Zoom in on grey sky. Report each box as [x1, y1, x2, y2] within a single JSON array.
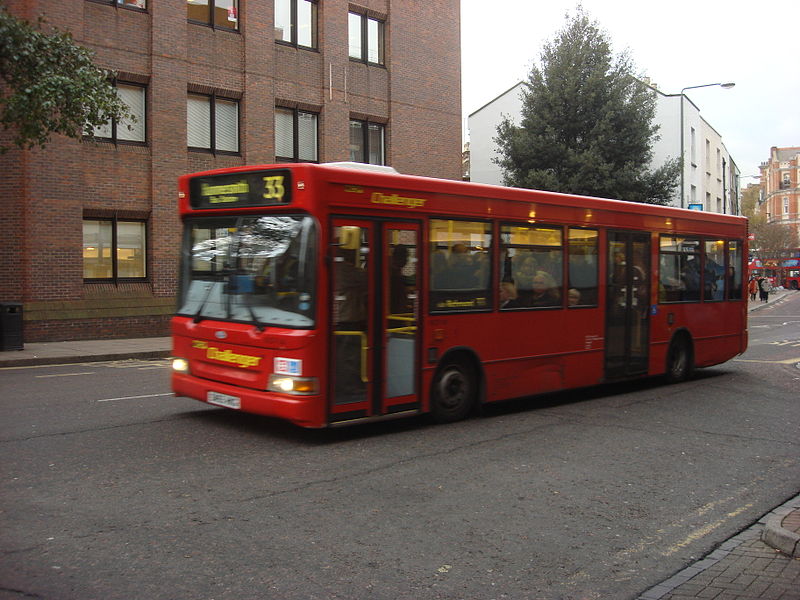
[[461, 0, 800, 178]]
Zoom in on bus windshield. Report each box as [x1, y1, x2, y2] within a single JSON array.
[[177, 215, 316, 328]]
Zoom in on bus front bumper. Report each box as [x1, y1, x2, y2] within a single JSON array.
[[171, 372, 326, 428]]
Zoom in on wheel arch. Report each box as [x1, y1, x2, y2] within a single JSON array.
[[664, 328, 695, 380], [430, 346, 486, 406]]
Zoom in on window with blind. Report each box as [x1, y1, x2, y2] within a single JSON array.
[[187, 93, 239, 153], [275, 107, 318, 162], [93, 83, 146, 144]]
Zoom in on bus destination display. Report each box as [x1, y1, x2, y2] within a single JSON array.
[[189, 170, 292, 209]]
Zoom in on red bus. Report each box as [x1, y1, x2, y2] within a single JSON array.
[[748, 256, 800, 289], [171, 163, 748, 428]]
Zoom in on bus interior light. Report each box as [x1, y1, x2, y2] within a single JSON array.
[[268, 374, 318, 395]]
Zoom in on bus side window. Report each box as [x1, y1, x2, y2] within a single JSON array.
[[727, 240, 743, 299], [500, 223, 563, 308], [568, 228, 598, 307], [659, 236, 701, 303], [429, 219, 493, 312]]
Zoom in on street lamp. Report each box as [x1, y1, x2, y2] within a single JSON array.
[[679, 82, 736, 209]]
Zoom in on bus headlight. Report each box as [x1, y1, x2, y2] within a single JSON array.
[[172, 358, 190, 373], [268, 374, 318, 395]]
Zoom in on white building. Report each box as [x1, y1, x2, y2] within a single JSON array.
[[467, 80, 741, 214], [467, 82, 525, 186]]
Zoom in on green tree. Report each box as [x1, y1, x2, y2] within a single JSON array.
[[494, 8, 679, 204], [0, 6, 131, 153]]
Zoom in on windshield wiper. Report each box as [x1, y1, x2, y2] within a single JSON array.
[[242, 294, 266, 332], [192, 271, 228, 324]]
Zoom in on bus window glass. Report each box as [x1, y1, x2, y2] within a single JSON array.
[[568, 228, 598, 307], [500, 224, 563, 308], [659, 236, 701, 302], [727, 240, 743, 299], [177, 215, 316, 328], [704, 240, 726, 301], [429, 219, 492, 312]]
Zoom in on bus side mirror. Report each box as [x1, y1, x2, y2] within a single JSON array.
[[339, 226, 362, 250]]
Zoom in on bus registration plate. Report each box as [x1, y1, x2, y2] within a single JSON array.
[[207, 391, 241, 409]]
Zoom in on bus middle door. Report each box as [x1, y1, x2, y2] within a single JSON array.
[[605, 231, 651, 380]]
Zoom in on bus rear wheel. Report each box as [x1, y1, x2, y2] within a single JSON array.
[[431, 360, 476, 423], [665, 337, 693, 383]]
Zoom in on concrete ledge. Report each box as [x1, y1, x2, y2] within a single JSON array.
[[762, 512, 800, 557]]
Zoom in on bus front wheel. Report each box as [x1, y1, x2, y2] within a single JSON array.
[[431, 360, 476, 423], [665, 336, 693, 383]]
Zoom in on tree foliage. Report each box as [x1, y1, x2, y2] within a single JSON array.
[[751, 221, 799, 260], [494, 8, 679, 204], [0, 7, 130, 153]]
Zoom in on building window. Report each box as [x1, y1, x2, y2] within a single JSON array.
[[275, 0, 317, 48], [349, 119, 385, 165], [90, 0, 147, 9], [93, 83, 146, 144], [784, 197, 790, 215], [187, 0, 239, 30], [187, 93, 239, 153], [275, 107, 318, 162], [348, 12, 384, 65], [83, 219, 147, 280]]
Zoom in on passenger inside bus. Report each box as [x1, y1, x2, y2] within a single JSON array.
[[529, 271, 560, 307], [568, 288, 581, 306], [499, 279, 521, 309], [334, 247, 367, 399], [390, 245, 412, 314]]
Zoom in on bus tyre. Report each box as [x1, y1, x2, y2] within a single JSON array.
[[665, 337, 693, 383], [431, 361, 476, 423]]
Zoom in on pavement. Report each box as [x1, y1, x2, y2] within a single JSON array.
[[1, 290, 798, 598]]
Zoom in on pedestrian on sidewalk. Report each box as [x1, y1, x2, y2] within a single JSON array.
[[748, 277, 759, 302], [760, 277, 772, 302]]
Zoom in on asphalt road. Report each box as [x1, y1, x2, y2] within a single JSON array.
[[1, 294, 799, 600]]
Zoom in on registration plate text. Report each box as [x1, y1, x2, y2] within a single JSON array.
[[207, 391, 241, 409]]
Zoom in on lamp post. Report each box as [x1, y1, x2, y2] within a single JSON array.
[[679, 82, 735, 209]]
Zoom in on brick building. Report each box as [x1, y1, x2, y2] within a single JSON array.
[[1, 0, 462, 342], [758, 146, 800, 237]]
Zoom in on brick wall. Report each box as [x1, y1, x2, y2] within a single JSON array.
[[1, 0, 462, 342]]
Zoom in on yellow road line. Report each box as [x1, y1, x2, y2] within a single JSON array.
[[35, 372, 95, 378], [662, 504, 753, 557], [734, 357, 800, 364]]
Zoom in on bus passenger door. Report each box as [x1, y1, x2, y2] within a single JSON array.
[[331, 221, 373, 412], [382, 224, 420, 414], [605, 232, 651, 379], [329, 220, 420, 422]]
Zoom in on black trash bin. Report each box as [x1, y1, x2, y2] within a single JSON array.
[[0, 302, 23, 351]]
